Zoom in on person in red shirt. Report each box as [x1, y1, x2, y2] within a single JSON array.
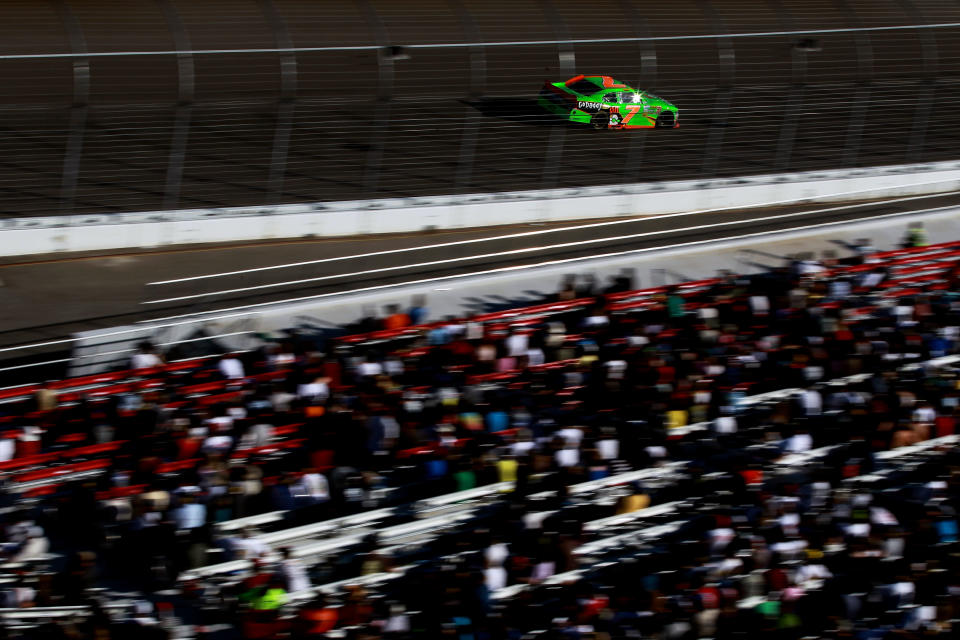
[[383, 304, 411, 330]]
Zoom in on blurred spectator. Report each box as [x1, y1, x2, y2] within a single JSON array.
[[383, 304, 411, 330], [3, 237, 960, 638], [218, 353, 246, 379], [131, 341, 164, 370]]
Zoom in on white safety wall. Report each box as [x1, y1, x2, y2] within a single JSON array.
[[6, 160, 960, 257]]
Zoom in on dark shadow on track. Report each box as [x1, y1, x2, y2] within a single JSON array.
[[461, 97, 570, 127]]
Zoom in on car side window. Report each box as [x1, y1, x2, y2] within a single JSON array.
[[602, 93, 618, 103]]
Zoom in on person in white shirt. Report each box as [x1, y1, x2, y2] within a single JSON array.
[[714, 416, 737, 434], [525, 347, 546, 367], [131, 342, 164, 370], [280, 547, 311, 593], [230, 529, 270, 560], [218, 354, 245, 380], [172, 491, 207, 530], [294, 470, 330, 504], [604, 359, 628, 380], [582, 312, 610, 328], [801, 388, 822, 416], [505, 331, 529, 358], [555, 445, 580, 468], [0, 434, 15, 463], [512, 439, 536, 457], [596, 430, 620, 460], [239, 422, 273, 450], [784, 430, 813, 453], [357, 359, 383, 378], [749, 295, 770, 317], [297, 376, 330, 403], [202, 423, 234, 454], [12, 526, 49, 562], [557, 426, 583, 446], [912, 402, 936, 424]]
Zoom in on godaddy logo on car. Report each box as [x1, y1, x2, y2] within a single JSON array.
[[577, 101, 604, 110]]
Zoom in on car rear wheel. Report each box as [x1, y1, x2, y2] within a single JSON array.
[[656, 111, 676, 128], [590, 112, 610, 130]]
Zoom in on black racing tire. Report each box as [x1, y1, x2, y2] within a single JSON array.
[[590, 111, 610, 130], [656, 111, 676, 128]]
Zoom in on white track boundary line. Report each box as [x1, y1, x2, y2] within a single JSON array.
[[2, 23, 960, 60], [148, 176, 960, 285], [142, 191, 960, 305]]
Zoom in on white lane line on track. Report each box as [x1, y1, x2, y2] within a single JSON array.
[[134, 201, 958, 325], [3, 23, 960, 60], [147, 177, 960, 286], [3, 200, 955, 356], [141, 191, 960, 305]]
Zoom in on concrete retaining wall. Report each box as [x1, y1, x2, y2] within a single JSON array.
[[5, 161, 960, 257]]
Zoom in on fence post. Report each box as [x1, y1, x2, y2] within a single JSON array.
[[770, 0, 806, 172], [837, 0, 873, 168], [899, 0, 938, 164], [53, 0, 89, 215], [697, 0, 735, 179], [156, 0, 194, 211], [259, 0, 298, 202], [357, 0, 393, 197], [539, 0, 574, 191], [449, 0, 486, 193], [617, 0, 656, 185]]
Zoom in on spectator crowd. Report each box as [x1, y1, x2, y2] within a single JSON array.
[[0, 237, 960, 638]]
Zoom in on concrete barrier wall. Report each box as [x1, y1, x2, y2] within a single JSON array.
[[5, 161, 960, 257]]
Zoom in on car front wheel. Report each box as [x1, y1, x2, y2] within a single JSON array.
[[656, 111, 676, 128], [590, 112, 610, 130]]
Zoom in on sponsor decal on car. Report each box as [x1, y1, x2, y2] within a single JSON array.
[[577, 101, 604, 111]]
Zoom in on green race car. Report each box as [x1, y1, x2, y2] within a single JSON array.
[[538, 74, 679, 129]]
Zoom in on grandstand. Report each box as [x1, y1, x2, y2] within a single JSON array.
[[1, 238, 960, 638]]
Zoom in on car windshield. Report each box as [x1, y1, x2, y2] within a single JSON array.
[[566, 78, 603, 96]]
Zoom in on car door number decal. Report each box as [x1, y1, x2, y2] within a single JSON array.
[[623, 105, 642, 125]]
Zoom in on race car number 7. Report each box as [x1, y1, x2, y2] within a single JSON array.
[[622, 105, 642, 125]]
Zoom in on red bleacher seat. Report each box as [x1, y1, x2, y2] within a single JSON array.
[[96, 483, 149, 500], [55, 433, 86, 445], [24, 484, 59, 498], [273, 423, 304, 437], [71, 441, 127, 457], [231, 439, 306, 460], [0, 385, 40, 401], [0, 452, 59, 473], [196, 391, 244, 406], [181, 380, 230, 396], [156, 459, 202, 474], [48, 371, 126, 390], [13, 457, 111, 484]]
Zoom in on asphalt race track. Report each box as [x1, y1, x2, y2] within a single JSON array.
[[2, 191, 959, 352], [1, 0, 960, 217]]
